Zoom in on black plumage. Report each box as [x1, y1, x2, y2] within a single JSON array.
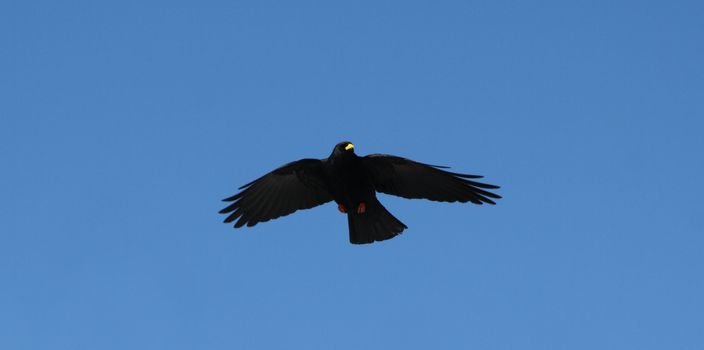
[[220, 141, 501, 244]]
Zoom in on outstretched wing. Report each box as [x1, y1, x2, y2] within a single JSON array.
[[220, 159, 333, 228], [363, 154, 501, 204]]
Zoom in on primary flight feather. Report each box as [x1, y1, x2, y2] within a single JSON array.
[[220, 141, 501, 244]]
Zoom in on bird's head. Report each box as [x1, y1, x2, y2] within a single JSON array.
[[332, 141, 356, 157]]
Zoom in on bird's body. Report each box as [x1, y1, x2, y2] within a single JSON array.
[[320, 145, 407, 243], [323, 148, 370, 210], [325, 145, 381, 212], [220, 141, 500, 244]]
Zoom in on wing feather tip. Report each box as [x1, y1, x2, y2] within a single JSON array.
[[222, 192, 245, 201], [234, 218, 247, 228]]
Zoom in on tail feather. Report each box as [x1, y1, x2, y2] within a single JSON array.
[[347, 199, 407, 244]]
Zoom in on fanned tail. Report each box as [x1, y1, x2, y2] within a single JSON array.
[[347, 198, 407, 244]]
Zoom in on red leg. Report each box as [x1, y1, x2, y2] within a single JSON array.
[[337, 203, 347, 214], [356, 202, 366, 214]]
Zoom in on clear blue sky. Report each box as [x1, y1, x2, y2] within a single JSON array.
[[2, 0, 703, 349]]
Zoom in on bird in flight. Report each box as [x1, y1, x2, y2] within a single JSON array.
[[220, 141, 501, 244]]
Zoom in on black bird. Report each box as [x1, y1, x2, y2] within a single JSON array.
[[220, 141, 501, 244]]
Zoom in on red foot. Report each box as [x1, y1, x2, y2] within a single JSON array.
[[337, 204, 347, 213], [356, 202, 366, 214]]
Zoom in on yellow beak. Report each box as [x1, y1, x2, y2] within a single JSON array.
[[345, 143, 355, 151]]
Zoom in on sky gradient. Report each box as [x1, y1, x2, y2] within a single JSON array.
[[2, 0, 703, 349]]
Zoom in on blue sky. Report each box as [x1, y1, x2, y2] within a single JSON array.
[[2, 0, 703, 349]]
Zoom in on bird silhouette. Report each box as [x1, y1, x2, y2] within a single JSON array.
[[220, 141, 500, 244]]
